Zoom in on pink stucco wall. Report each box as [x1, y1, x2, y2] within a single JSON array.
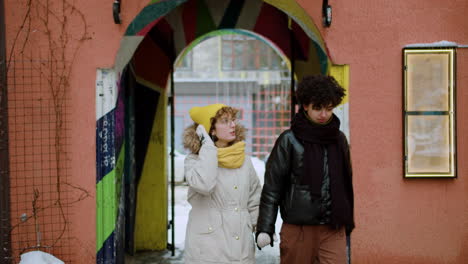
[[5, 0, 148, 262], [298, 0, 468, 263], [5, 0, 468, 263]]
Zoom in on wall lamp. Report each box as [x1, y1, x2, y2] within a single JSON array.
[[113, 0, 121, 24], [322, 0, 332, 27]]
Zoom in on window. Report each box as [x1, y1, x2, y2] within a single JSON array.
[[403, 48, 456, 177], [175, 51, 192, 71], [221, 34, 282, 71]]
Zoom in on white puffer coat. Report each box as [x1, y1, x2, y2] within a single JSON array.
[[183, 125, 262, 264]]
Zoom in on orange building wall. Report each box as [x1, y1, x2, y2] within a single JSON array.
[[4, 0, 468, 263], [298, 0, 468, 263]]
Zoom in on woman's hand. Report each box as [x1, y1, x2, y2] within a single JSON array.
[[196, 124, 214, 146], [256, 232, 278, 250]]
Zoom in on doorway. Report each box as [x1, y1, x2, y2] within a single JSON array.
[[96, 1, 335, 263]]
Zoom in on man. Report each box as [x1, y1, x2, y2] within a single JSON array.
[[256, 75, 354, 263]]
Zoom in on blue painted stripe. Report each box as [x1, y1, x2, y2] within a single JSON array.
[[97, 231, 115, 264], [97, 109, 116, 183], [313, 41, 328, 74], [124, 0, 187, 36]]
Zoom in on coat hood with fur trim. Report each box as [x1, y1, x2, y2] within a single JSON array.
[[183, 123, 247, 154]]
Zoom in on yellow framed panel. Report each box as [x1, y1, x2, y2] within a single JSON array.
[[403, 48, 456, 178]]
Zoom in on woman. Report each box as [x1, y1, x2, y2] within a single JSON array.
[[183, 103, 262, 264]]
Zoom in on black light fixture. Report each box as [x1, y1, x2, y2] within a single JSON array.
[[322, 0, 332, 27], [113, 0, 121, 24]]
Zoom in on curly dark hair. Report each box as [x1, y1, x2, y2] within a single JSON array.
[[295, 75, 346, 108]]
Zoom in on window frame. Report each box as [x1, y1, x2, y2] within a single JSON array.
[[403, 47, 457, 178], [220, 34, 282, 71]]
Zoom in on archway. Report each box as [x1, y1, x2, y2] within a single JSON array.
[[95, 0, 338, 263]]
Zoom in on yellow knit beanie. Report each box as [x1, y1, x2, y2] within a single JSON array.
[[189, 103, 227, 134]]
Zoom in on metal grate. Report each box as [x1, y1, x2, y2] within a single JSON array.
[[251, 84, 291, 160], [0, 15, 11, 263], [6, 52, 74, 263], [174, 81, 292, 161]]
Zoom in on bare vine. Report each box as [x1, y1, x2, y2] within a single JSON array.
[[7, 0, 92, 256]]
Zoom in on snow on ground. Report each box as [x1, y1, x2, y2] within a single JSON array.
[[168, 184, 191, 249]]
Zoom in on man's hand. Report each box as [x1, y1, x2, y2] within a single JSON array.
[[196, 124, 214, 146], [256, 232, 278, 250]]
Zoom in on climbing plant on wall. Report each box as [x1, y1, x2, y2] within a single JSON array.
[[5, 0, 91, 262]]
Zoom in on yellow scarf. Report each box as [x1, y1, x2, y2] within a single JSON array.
[[217, 141, 246, 169]]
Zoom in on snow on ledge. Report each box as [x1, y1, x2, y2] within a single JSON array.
[[405, 40, 458, 48]]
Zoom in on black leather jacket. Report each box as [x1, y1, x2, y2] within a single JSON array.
[[256, 129, 354, 235]]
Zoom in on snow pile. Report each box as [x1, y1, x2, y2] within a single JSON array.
[[168, 148, 187, 183], [251, 156, 266, 185], [19, 251, 64, 264]]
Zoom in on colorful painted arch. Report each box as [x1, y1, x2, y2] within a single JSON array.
[[120, 0, 330, 76]]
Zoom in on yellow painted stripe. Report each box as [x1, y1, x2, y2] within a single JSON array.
[[134, 74, 166, 94], [330, 64, 350, 105], [134, 91, 168, 251]]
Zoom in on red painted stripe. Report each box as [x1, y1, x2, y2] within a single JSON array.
[[253, 3, 291, 59], [137, 17, 163, 36], [182, 0, 197, 44], [293, 21, 309, 61], [133, 37, 171, 89]]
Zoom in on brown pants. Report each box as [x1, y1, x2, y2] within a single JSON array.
[[280, 223, 346, 264]]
